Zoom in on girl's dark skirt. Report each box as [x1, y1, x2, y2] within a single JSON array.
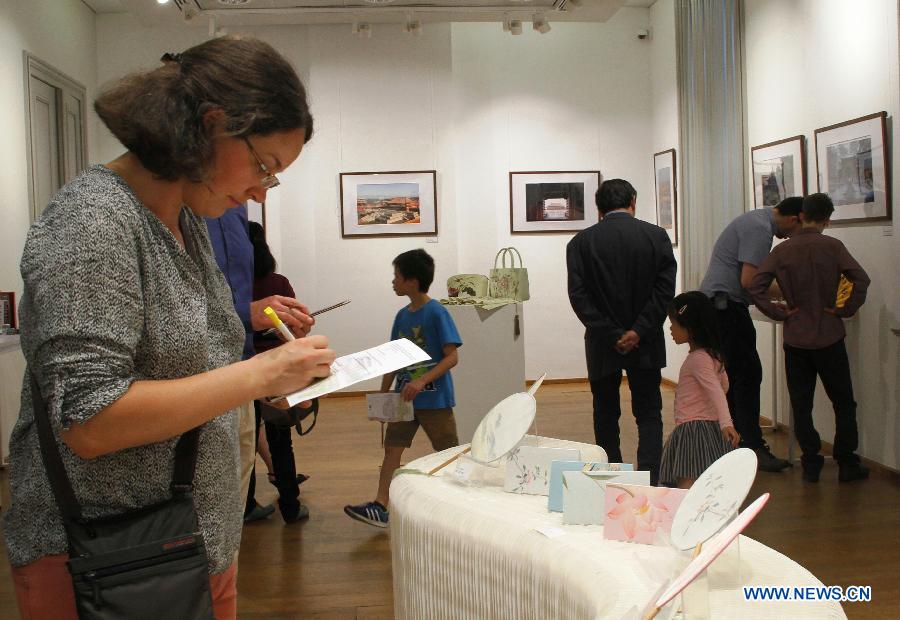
[[659, 420, 733, 486]]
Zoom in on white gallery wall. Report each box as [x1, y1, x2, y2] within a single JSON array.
[[649, 0, 687, 384], [95, 8, 658, 388], [745, 0, 900, 469], [0, 0, 97, 311]]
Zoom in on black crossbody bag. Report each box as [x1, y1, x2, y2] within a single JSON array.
[[31, 373, 215, 619]]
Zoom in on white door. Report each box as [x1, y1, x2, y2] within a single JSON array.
[[61, 91, 85, 184], [28, 75, 61, 220]]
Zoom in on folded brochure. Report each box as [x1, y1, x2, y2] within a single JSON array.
[[278, 338, 430, 406]]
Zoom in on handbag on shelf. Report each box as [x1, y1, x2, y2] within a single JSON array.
[[259, 398, 319, 436], [31, 373, 214, 620], [489, 247, 530, 302], [446, 274, 489, 299]]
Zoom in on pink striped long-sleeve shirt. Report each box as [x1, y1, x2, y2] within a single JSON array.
[[674, 349, 732, 429]]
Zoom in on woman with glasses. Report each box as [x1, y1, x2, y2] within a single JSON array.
[[4, 36, 334, 619]]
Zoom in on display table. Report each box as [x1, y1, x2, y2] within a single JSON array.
[[390, 437, 845, 619]]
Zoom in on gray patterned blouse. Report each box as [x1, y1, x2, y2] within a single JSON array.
[[3, 165, 245, 574]]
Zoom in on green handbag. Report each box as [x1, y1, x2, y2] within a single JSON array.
[[489, 247, 530, 301]]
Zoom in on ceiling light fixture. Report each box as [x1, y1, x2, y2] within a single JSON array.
[[502, 17, 523, 36], [157, 0, 170, 5], [533, 14, 551, 35], [352, 21, 372, 38], [403, 17, 422, 36]]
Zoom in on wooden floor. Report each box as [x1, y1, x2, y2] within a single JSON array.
[[1, 382, 898, 619]]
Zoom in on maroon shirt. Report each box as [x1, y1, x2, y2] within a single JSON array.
[[748, 228, 869, 349], [253, 272, 296, 353]]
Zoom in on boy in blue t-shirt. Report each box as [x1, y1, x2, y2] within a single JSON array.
[[345, 249, 462, 528]]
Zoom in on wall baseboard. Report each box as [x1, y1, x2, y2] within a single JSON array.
[[760, 416, 898, 479], [524, 377, 679, 389]]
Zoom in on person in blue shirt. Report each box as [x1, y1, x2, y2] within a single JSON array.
[[206, 206, 314, 523], [344, 249, 462, 528]]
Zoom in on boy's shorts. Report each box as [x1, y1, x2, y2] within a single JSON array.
[[384, 407, 459, 451]]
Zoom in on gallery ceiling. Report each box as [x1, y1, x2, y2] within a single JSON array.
[[82, 0, 655, 27]]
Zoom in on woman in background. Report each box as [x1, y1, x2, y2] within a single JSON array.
[[248, 221, 310, 523]]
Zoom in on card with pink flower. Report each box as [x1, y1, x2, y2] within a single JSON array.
[[603, 484, 689, 546]]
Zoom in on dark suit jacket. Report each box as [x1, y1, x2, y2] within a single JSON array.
[[566, 211, 676, 378]]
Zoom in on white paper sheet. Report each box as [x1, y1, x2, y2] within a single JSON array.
[[366, 392, 415, 422], [282, 338, 430, 406]]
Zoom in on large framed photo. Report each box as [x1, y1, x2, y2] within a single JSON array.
[[815, 112, 891, 224], [340, 170, 437, 238], [751, 135, 807, 210], [653, 149, 678, 246], [509, 171, 601, 234]]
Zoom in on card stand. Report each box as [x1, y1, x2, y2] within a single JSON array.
[[677, 568, 710, 619], [673, 534, 742, 619], [707, 533, 742, 589], [445, 453, 505, 487]]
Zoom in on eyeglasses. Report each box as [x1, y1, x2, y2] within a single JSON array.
[[243, 137, 280, 190]]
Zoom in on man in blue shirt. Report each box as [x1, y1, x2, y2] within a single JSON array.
[[206, 206, 313, 522], [699, 198, 802, 472]]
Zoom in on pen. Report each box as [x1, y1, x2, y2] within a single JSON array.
[[310, 299, 351, 317], [264, 306, 295, 342]]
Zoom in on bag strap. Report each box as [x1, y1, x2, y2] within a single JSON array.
[[31, 371, 83, 522], [30, 371, 201, 524], [294, 399, 319, 437], [506, 247, 524, 268], [493, 247, 510, 269]]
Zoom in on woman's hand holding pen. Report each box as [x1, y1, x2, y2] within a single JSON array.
[[253, 335, 335, 398], [251, 295, 314, 337]]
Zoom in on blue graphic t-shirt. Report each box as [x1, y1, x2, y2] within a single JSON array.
[[391, 299, 462, 409]]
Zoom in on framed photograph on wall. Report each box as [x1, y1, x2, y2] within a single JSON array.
[[340, 170, 437, 238], [653, 149, 678, 246], [814, 112, 890, 224], [751, 135, 807, 210], [509, 171, 601, 234]]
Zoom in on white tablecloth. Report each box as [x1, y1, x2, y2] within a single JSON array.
[[390, 437, 845, 619]]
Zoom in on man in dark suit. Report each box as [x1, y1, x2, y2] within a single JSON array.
[[567, 179, 676, 484]]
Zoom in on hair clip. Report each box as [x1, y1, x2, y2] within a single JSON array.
[[160, 52, 183, 64], [678, 304, 688, 315]]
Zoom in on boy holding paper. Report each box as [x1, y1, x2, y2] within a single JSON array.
[[345, 249, 462, 527]]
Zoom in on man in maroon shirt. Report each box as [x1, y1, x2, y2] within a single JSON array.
[[748, 193, 870, 483]]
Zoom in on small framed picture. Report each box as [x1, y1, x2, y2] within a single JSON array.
[[751, 135, 807, 210], [814, 112, 891, 224], [340, 170, 437, 238], [509, 171, 601, 234], [0, 291, 15, 329], [653, 149, 678, 246]]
